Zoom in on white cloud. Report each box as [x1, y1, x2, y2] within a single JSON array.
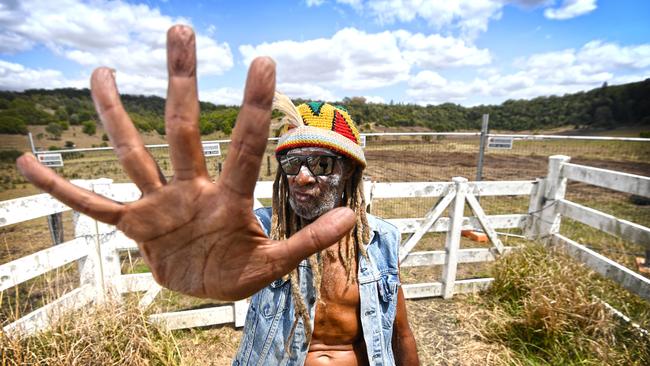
[[240, 28, 409, 91], [577, 41, 650, 70], [363, 95, 386, 104], [112, 71, 168, 97], [544, 0, 597, 20], [0, 0, 233, 91], [200, 87, 243, 106], [305, 0, 326, 6], [366, 0, 503, 39], [407, 39, 650, 105], [0, 60, 84, 91], [407, 71, 488, 104], [518, 41, 650, 85], [336, 0, 364, 10], [394, 30, 491, 68], [277, 82, 339, 101], [240, 27, 490, 93], [0, 32, 34, 54], [305, 0, 596, 39]]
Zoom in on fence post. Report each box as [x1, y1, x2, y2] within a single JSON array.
[[92, 180, 122, 301], [27, 132, 36, 154], [442, 177, 467, 299], [475, 114, 489, 182], [74, 178, 120, 303], [524, 178, 545, 239], [234, 299, 249, 328], [363, 178, 374, 213], [47, 212, 64, 245], [537, 155, 571, 242]]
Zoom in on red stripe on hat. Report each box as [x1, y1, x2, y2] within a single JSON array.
[[332, 110, 357, 143]]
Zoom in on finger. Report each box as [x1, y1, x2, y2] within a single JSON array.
[[16, 154, 124, 225], [273, 207, 356, 276], [165, 25, 207, 181], [91, 67, 166, 194], [220, 57, 275, 197]]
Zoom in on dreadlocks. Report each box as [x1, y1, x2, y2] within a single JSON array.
[[269, 162, 370, 351]]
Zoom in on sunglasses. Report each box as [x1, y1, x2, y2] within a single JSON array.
[[278, 154, 344, 176]]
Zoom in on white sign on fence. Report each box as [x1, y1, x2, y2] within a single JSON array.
[[202, 143, 221, 157], [488, 137, 513, 149], [360, 135, 366, 148], [37, 153, 64, 167]]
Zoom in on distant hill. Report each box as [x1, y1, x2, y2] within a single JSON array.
[[337, 79, 650, 132], [1, 79, 648, 139]]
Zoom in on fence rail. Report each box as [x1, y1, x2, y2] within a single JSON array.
[[1, 175, 533, 335], [527, 155, 650, 301]]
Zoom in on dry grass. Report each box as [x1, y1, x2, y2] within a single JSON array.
[[461, 242, 650, 365], [1, 300, 182, 366]]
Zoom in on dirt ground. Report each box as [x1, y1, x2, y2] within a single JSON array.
[[365, 148, 650, 183]]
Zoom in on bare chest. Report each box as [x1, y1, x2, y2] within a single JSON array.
[[311, 246, 363, 345]]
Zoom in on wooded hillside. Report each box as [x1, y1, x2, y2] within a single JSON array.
[[1, 78, 648, 137]]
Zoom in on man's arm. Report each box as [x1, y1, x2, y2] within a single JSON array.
[[16, 25, 355, 301], [392, 287, 420, 365]]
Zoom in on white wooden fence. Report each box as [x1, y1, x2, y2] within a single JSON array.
[[526, 155, 650, 300], [1, 155, 649, 336]]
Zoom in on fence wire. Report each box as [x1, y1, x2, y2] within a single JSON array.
[[2, 132, 648, 220]]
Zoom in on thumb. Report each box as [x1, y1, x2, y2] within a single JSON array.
[[283, 206, 356, 263]]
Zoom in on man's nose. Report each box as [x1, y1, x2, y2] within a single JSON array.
[[295, 165, 316, 185]]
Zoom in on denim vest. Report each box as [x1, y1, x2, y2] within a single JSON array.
[[232, 207, 401, 366]]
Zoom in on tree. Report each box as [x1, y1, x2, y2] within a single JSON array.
[[46, 122, 62, 139], [593, 105, 614, 128], [199, 118, 216, 135], [0, 116, 28, 134], [82, 120, 96, 135]]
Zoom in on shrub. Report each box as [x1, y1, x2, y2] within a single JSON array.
[[82, 120, 96, 135], [0, 149, 23, 162], [46, 122, 62, 139], [0, 115, 28, 134], [199, 119, 216, 135], [64, 141, 75, 148], [640, 131, 650, 138], [102, 133, 109, 141]]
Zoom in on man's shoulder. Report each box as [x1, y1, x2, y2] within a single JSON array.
[[254, 207, 273, 235], [366, 213, 399, 237]]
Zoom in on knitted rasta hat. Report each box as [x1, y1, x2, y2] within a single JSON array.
[[273, 92, 366, 168]]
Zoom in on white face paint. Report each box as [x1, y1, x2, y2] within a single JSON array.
[[284, 147, 351, 221]]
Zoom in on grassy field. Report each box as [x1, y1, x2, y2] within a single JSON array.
[[1, 133, 649, 365]]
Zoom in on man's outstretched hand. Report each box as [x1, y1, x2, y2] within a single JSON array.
[[16, 25, 356, 301]]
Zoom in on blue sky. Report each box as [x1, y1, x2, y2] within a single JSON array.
[[0, 0, 648, 106]]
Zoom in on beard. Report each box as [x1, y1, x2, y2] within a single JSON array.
[[288, 174, 343, 221]]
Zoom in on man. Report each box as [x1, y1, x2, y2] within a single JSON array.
[[233, 98, 419, 365], [15, 25, 418, 365]]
